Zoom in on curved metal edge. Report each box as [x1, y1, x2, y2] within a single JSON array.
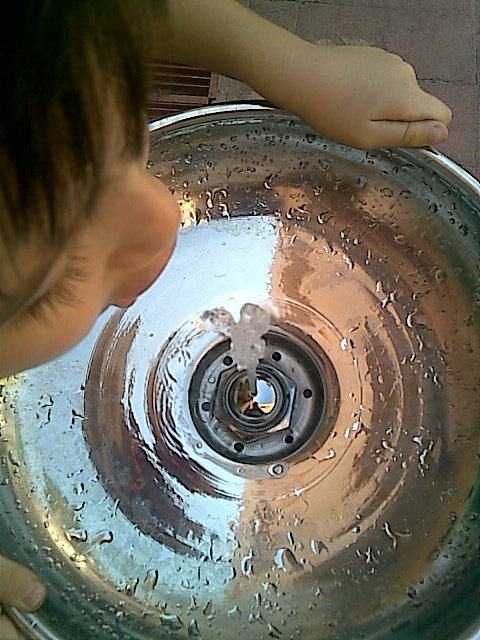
[[458, 622, 480, 640], [416, 145, 480, 198], [148, 101, 272, 132], [4, 606, 51, 640], [149, 102, 480, 199]]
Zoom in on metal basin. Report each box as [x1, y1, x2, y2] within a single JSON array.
[[1, 105, 479, 639]]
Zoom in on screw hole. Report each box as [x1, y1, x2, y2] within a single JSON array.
[[303, 389, 313, 399], [272, 351, 282, 361], [234, 442, 244, 452], [284, 435, 294, 444], [201, 401, 211, 411], [223, 355, 233, 366]]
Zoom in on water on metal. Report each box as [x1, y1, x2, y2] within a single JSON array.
[[0, 106, 479, 640]]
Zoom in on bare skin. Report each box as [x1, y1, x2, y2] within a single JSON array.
[[0, 556, 46, 639], [153, 0, 452, 149], [0, 1, 452, 635], [0, 158, 180, 377]]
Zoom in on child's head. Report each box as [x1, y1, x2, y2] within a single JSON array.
[[0, 1, 180, 376]]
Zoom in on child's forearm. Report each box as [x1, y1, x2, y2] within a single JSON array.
[[153, 0, 314, 104], [153, 0, 452, 149]]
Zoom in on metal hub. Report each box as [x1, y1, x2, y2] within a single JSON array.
[[224, 366, 290, 430], [189, 325, 340, 464]]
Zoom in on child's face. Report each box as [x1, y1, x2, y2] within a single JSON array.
[[0, 154, 180, 377]]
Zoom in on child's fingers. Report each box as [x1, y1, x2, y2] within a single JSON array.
[[0, 555, 45, 611], [393, 90, 453, 128], [368, 119, 449, 149]]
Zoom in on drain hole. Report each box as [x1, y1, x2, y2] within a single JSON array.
[[189, 327, 338, 464]]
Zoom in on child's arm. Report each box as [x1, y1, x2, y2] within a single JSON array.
[[153, 0, 451, 149]]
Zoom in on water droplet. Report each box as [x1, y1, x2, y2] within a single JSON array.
[[124, 578, 139, 596], [143, 569, 159, 592], [363, 546, 379, 565], [273, 548, 303, 573], [263, 174, 273, 190], [205, 189, 214, 209], [219, 202, 230, 218], [382, 522, 411, 549], [310, 539, 329, 555], [241, 549, 254, 578], [356, 175, 368, 189], [228, 605, 242, 617], [70, 500, 85, 512], [160, 613, 183, 630], [91, 529, 113, 545], [70, 552, 87, 563], [268, 622, 282, 638], [65, 528, 88, 542], [406, 311, 415, 328], [202, 600, 213, 616], [188, 618, 201, 637], [7, 451, 20, 466]]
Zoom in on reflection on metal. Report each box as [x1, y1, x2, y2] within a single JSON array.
[[1, 105, 480, 640], [233, 376, 277, 416]]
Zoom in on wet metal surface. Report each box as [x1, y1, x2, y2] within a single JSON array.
[[1, 106, 479, 639]]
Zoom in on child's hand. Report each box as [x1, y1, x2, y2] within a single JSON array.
[[0, 554, 45, 639], [156, 0, 452, 150], [284, 43, 452, 150]]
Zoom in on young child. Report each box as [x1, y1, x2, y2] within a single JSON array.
[[0, 1, 451, 636]]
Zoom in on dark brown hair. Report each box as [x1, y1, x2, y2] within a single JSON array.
[[0, 1, 154, 314]]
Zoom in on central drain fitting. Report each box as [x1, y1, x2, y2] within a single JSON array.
[[221, 365, 294, 433], [230, 375, 277, 418], [189, 325, 340, 464]]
